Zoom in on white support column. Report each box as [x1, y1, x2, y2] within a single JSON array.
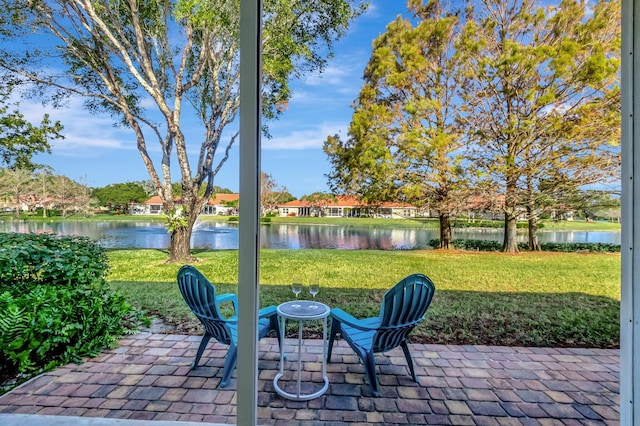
[[621, 0, 638, 423], [238, 0, 262, 425]]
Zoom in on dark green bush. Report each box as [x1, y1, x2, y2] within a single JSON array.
[[0, 233, 144, 388], [0, 233, 109, 292], [538, 242, 620, 253], [429, 238, 500, 251], [34, 209, 62, 217], [429, 238, 620, 252], [452, 220, 543, 229], [227, 216, 271, 223]]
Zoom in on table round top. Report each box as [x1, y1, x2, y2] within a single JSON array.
[[277, 300, 330, 320]]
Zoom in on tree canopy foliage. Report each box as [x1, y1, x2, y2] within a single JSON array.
[[325, 0, 620, 252], [261, 172, 293, 215], [0, 167, 92, 217], [325, 0, 470, 248], [0, 82, 63, 171], [457, 0, 620, 251], [93, 182, 148, 213], [0, 0, 366, 261]]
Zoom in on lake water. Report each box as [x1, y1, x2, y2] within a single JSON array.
[[0, 220, 621, 250]]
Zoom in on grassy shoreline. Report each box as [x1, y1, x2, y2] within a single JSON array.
[[108, 248, 620, 349], [264, 216, 621, 232]]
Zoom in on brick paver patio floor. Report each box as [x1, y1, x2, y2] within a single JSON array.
[[0, 332, 619, 425]]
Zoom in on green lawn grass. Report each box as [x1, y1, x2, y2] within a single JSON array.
[[108, 249, 620, 348], [0, 212, 166, 222], [538, 220, 621, 231]]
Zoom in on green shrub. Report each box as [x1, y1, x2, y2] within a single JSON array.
[[428, 238, 620, 252], [452, 220, 543, 229], [227, 216, 272, 223], [0, 233, 145, 389], [34, 209, 62, 217], [538, 242, 620, 253], [0, 233, 109, 292], [429, 238, 501, 251]]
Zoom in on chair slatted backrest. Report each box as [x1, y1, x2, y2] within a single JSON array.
[[177, 265, 233, 345], [373, 274, 435, 353]]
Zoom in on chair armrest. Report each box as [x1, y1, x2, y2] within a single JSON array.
[[258, 305, 277, 319], [331, 308, 379, 331], [217, 293, 239, 313], [223, 306, 276, 325]]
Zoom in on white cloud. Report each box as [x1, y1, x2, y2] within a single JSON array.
[[289, 89, 317, 104], [52, 134, 131, 157], [264, 121, 348, 150], [363, 2, 380, 19], [138, 96, 158, 109], [16, 96, 142, 155], [289, 87, 355, 106], [302, 53, 368, 88], [304, 63, 354, 87], [293, 59, 365, 103]]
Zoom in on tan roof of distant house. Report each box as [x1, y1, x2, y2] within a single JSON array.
[[143, 194, 239, 206], [210, 193, 239, 204], [144, 196, 163, 205], [464, 194, 505, 210], [278, 195, 415, 209], [144, 194, 414, 209]]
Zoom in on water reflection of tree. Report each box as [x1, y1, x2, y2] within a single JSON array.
[[294, 225, 397, 250]]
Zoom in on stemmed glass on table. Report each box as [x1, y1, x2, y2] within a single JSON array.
[[307, 277, 320, 310], [308, 283, 319, 299], [291, 283, 303, 299], [290, 278, 320, 309], [307, 274, 320, 299]]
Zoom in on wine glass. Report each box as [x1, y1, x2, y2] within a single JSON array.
[[291, 283, 303, 299], [308, 283, 319, 299]]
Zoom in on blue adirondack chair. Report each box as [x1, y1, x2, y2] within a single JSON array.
[[176, 265, 281, 388], [327, 273, 436, 396]]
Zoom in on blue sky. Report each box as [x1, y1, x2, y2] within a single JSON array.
[[24, 1, 409, 198]]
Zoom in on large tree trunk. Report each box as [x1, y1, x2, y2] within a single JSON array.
[[527, 213, 541, 251], [439, 212, 453, 249], [525, 171, 540, 251], [526, 195, 541, 251], [166, 196, 201, 263], [503, 213, 519, 252], [167, 224, 196, 263], [502, 176, 519, 253]]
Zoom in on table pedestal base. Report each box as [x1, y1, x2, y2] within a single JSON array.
[[273, 373, 329, 401], [274, 301, 330, 401]]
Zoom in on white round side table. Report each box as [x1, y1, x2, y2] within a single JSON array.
[[274, 300, 330, 401]]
